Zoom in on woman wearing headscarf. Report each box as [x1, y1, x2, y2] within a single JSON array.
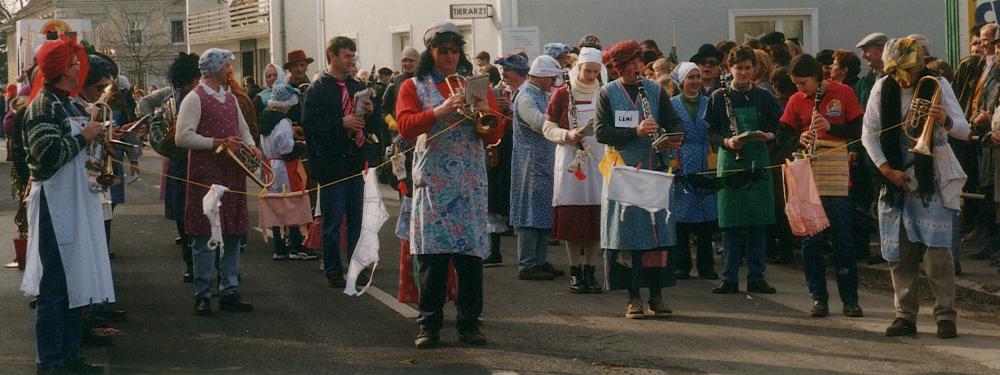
[[595, 40, 684, 319], [543, 47, 607, 293], [20, 34, 111, 373], [668, 62, 719, 281], [395, 21, 501, 349], [860, 37, 968, 339]]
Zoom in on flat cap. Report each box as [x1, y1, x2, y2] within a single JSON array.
[[855, 32, 888, 49]]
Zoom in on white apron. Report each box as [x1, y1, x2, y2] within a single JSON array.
[[552, 103, 605, 206], [20, 104, 116, 308]]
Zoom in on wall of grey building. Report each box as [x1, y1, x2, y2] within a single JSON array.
[[516, 0, 947, 69]]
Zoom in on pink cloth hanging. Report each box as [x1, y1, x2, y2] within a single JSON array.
[[782, 157, 829, 237]]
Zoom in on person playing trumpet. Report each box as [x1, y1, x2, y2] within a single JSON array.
[[175, 48, 259, 316], [860, 37, 968, 339]]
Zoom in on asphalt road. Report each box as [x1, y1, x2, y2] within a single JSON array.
[[1, 151, 999, 375]]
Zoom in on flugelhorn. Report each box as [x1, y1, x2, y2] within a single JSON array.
[[904, 76, 942, 157], [86, 85, 122, 188], [445, 73, 498, 134], [214, 141, 274, 189]]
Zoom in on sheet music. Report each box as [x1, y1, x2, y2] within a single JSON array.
[[464, 74, 490, 108]]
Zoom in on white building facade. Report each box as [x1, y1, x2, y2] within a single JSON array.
[[188, 0, 989, 84]]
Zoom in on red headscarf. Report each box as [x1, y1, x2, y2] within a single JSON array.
[[608, 40, 642, 69], [29, 34, 89, 102]]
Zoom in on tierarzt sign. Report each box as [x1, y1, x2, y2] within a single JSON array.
[[450, 4, 493, 19]]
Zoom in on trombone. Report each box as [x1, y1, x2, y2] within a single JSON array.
[[214, 141, 274, 189], [444, 74, 499, 134]]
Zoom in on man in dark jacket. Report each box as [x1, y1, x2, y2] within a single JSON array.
[[302, 36, 380, 288]]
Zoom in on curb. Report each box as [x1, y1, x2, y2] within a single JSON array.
[[857, 262, 1000, 306]]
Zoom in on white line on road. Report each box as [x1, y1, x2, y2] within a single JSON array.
[[365, 285, 419, 319]]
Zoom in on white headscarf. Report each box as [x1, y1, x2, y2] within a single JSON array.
[[570, 47, 608, 84], [671, 62, 699, 85], [529, 55, 562, 78]]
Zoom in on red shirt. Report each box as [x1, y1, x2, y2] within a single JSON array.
[[395, 76, 502, 144], [779, 79, 863, 141], [545, 85, 593, 130]]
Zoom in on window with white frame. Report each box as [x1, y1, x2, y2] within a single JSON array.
[[389, 25, 412, 71], [729, 9, 818, 52]]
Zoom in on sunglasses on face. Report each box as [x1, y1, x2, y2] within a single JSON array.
[[435, 46, 461, 55]]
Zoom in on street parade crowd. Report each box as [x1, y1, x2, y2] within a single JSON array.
[[9, 18, 1000, 372]]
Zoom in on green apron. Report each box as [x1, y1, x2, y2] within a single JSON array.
[[716, 106, 775, 228]]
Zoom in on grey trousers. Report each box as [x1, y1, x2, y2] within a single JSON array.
[[889, 224, 957, 323], [516, 227, 550, 272]]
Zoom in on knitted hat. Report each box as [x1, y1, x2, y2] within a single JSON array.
[[579, 34, 602, 50], [267, 80, 299, 111], [401, 47, 419, 61], [608, 40, 642, 68]]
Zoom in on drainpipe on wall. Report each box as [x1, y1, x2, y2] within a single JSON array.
[[270, 0, 286, 66], [316, 0, 325, 70]]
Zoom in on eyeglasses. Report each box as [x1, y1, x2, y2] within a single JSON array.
[[435, 46, 461, 55]]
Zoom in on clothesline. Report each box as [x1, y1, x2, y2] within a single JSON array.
[[119, 107, 914, 196]]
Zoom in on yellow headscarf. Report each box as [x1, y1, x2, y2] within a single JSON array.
[[883, 37, 924, 87]]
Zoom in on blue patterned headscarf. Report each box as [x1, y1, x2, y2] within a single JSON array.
[[198, 48, 234, 77]]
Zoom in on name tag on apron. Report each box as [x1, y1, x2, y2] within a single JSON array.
[[615, 110, 639, 128]]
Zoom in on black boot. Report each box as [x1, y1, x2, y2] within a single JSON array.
[[583, 265, 602, 293], [569, 266, 586, 294], [483, 233, 503, 267]]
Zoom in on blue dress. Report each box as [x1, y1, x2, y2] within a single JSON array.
[[509, 83, 555, 229], [670, 94, 717, 224]]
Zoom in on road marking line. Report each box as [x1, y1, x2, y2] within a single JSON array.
[[365, 285, 419, 319]]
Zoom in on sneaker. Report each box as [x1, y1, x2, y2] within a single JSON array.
[[289, 251, 318, 260], [458, 326, 487, 346], [518, 267, 554, 281], [747, 280, 777, 294], [272, 253, 289, 261], [712, 281, 739, 294], [625, 298, 645, 319], [414, 328, 440, 349], [810, 300, 829, 317], [842, 304, 864, 318], [885, 318, 917, 337], [936, 320, 958, 339], [646, 299, 672, 318]]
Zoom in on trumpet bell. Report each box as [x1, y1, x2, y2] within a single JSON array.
[[97, 173, 120, 189], [475, 113, 499, 134]]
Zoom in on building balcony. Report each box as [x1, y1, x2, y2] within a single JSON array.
[[187, 0, 269, 46]]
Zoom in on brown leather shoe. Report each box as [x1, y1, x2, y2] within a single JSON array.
[[885, 318, 916, 337], [936, 320, 958, 339]]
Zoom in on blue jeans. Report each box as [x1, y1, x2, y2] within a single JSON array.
[[722, 226, 767, 284], [516, 227, 550, 272], [801, 196, 858, 304], [320, 177, 363, 277], [192, 235, 241, 299], [35, 190, 83, 367]]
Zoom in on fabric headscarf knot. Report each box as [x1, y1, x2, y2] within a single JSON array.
[[199, 48, 234, 77], [883, 37, 923, 87], [30, 34, 89, 101], [608, 40, 643, 70]]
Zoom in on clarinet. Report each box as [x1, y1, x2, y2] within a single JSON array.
[[635, 73, 665, 150], [807, 82, 828, 158], [720, 70, 743, 161]]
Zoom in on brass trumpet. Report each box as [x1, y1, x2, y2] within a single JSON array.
[[904, 76, 942, 157], [86, 85, 122, 189], [445, 74, 499, 134], [214, 141, 274, 189]]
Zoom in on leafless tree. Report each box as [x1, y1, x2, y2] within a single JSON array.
[[102, 1, 173, 88]]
